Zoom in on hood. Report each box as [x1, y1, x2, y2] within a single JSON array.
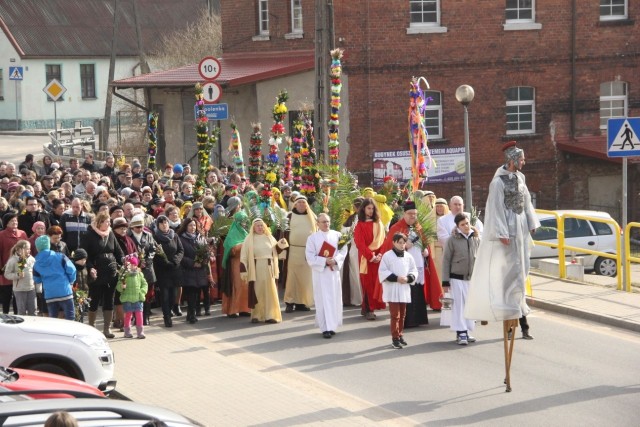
[[34, 250, 60, 269]]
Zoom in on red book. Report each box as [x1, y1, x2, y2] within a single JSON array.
[[318, 241, 336, 258]]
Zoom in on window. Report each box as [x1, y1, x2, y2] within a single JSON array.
[[506, 86, 535, 134], [407, 0, 447, 34], [424, 90, 442, 139], [600, 0, 627, 21], [45, 64, 62, 101], [592, 221, 613, 236], [506, 0, 533, 21], [291, 0, 302, 33], [0, 68, 4, 100], [258, 0, 269, 35], [600, 81, 627, 129], [564, 218, 594, 238], [533, 218, 557, 241], [80, 64, 96, 99]]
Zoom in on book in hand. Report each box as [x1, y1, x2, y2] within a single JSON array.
[[318, 241, 336, 270]]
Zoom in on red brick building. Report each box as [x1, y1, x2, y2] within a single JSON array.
[[222, 1, 640, 220]]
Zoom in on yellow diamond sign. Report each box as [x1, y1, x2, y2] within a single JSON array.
[[43, 79, 67, 101]]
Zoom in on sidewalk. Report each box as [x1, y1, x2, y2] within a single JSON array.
[[108, 272, 640, 426]]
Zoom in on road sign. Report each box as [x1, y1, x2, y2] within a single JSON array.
[[194, 103, 229, 121], [43, 79, 67, 101], [201, 82, 222, 104], [198, 56, 222, 80], [607, 118, 640, 157], [9, 67, 23, 81]]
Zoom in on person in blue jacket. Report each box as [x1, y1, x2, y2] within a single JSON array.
[[33, 235, 77, 320]]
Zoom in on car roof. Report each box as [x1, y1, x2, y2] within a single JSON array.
[[535, 210, 614, 221], [0, 398, 201, 426]]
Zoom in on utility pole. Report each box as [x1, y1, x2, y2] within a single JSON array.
[[102, 0, 119, 151], [133, 0, 151, 111], [314, 0, 334, 160]]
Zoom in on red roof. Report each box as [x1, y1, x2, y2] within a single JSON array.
[[110, 51, 315, 89], [556, 135, 640, 164]]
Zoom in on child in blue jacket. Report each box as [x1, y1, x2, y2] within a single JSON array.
[[33, 235, 77, 320]]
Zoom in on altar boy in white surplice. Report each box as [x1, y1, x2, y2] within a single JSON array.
[[305, 213, 348, 339]]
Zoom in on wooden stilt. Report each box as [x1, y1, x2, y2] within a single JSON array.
[[503, 319, 518, 392]]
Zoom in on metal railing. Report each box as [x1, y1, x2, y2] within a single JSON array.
[[624, 222, 640, 293], [533, 209, 622, 290]]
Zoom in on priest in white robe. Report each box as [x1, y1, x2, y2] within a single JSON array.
[[305, 213, 348, 339]]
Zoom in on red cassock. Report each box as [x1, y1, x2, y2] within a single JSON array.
[[353, 220, 386, 311]]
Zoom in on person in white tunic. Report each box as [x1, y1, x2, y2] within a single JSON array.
[[378, 233, 418, 349], [436, 196, 484, 246], [464, 141, 539, 336], [305, 213, 348, 339], [441, 213, 481, 345]]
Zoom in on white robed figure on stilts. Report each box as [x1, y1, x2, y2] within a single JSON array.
[[305, 213, 349, 338], [464, 140, 540, 391]]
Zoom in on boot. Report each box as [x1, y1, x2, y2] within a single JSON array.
[[102, 310, 115, 339], [163, 316, 173, 327], [143, 302, 151, 326], [123, 326, 133, 338], [136, 325, 146, 339], [88, 310, 97, 328]]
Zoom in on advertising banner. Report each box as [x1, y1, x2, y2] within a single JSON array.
[[372, 147, 466, 186]]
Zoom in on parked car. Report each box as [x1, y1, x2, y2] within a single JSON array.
[[0, 398, 201, 426], [0, 365, 104, 399], [0, 314, 116, 392], [531, 210, 618, 276]]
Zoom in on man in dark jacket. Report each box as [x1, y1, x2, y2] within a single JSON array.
[[59, 198, 91, 253], [18, 197, 50, 237]]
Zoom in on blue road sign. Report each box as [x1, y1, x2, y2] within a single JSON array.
[[194, 103, 228, 121], [9, 66, 23, 80], [607, 118, 640, 157]]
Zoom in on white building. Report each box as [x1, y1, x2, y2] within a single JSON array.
[[0, 0, 210, 131]]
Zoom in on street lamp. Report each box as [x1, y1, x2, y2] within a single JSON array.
[[455, 84, 475, 211]]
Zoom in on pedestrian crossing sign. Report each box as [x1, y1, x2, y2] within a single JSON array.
[[9, 66, 23, 80], [607, 118, 640, 157]]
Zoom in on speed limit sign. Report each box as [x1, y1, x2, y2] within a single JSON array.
[[198, 56, 221, 80]]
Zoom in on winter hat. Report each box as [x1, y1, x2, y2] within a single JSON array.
[[130, 214, 145, 228], [403, 201, 417, 211], [31, 221, 46, 232], [191, 201, 204, 211], [132, 159, 142, 168], [112, 217, 128, 229], [2, 211, 18, 225], [109, 205, 124, 216], [127, 256, 139, 266], [72, 248, 88, 261], [173, 164, 183, 174], [35, 235, 51, 253], [7, 182, 19, 192]]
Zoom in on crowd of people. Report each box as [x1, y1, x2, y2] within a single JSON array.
[[1, 141, 537, 348]]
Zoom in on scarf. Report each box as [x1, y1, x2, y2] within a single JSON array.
[[154, 227, 175, 244], [243, 233, 280, 283], [359, 220, 386, 274], [222, 211, 249, 267], [91, 223, 111, 239], [115, 232, 137, 256]]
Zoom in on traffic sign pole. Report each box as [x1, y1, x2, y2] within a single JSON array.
[[14, 80, 18, 130]]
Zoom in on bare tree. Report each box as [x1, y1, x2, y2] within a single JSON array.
[[149, 8, 222, 70]]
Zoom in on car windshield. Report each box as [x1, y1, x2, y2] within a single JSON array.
[[0, 314, 25, 324]]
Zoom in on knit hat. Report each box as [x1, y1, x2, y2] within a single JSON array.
[[109, 205, 124, 216], [132, 159, 142, 168], [127, 256, 139, 266], [35, 235, 51, 253], [7, 182, 19, 192], [191, 201, 204, 211], [72, 248, 88, 261], [112, 217, 128, 229], [2, 211, 18, 225], [130, 214, 145, 228], [226, 196, 242, 214], [173, 164, 183, 174], [31, 221, 46, 232]]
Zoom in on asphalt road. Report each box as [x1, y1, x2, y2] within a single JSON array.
[[165, 304, 640, 426], [0, 133, 51, 165]]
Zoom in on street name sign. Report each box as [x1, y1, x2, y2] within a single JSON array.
[[193, 103, 229, 120], [607, 118, 640, 157]]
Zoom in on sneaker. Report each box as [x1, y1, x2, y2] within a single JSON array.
[[391, 339, 403, 349], [365, 312, 377, 321], [467, 335, 477, 343], [457, 334, 469, 345], [398, 336, 408, 346]]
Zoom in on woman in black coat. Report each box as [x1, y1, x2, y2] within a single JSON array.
[[177, 217, 210, 324], [153, 215, 184, 327], [81, 211, 125, 338]]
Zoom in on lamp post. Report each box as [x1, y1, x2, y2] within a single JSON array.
[[455, 84, 475, 210]]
